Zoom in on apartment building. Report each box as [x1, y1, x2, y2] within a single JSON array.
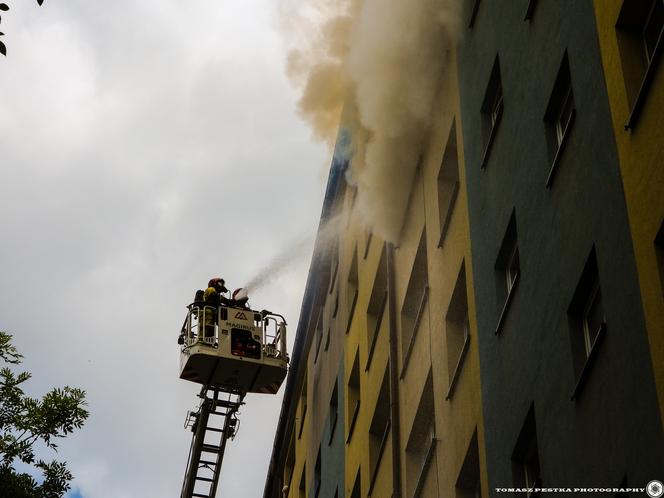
[[264, 1, 664, 496]]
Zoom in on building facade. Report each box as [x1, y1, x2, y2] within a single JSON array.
[[264, 1, 664, 497], [457, 0, 664, 492]]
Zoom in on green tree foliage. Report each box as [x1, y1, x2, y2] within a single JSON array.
[[0, 0, 45, 56], [0, 331, 88, 498]]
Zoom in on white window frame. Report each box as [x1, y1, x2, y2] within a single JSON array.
[[582, 281, 604, 356], [523, 444, 540, 498], [505, 244, 519, 294], [490, 90, 503, 128], [555, 85, 574, 146]]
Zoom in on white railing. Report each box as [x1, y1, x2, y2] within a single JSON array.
[[183, 304, 219, 348], [181, 304, 288, 362]]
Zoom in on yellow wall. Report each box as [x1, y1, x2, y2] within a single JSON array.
[[341, 48, 489, 497], [286, 43, 489, 498], [593, 0, 664, 429]]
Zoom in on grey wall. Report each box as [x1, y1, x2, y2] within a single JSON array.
[[457, 0, 664, 493]]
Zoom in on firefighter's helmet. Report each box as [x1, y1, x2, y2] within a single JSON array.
[[208, 277, 228, 293]]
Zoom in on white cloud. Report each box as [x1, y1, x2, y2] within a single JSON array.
[[0, 1, 328, 496]]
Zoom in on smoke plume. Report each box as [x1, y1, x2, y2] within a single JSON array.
[[239, 213, 344, 299], [281, 0, 460, 243]]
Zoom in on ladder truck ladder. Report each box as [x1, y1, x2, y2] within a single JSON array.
[[180, 386, 246, 498]]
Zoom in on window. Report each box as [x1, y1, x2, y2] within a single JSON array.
[[524, 0, 539, 21], [347, 247, 359, 335], [446, 262, 471, 400], [368, 367, 391, 494], [568, 247, 607, 400], [329, 381, 339, 444], [438, 119, 460, 248], [314, 308, 323, 363], [544, 53, 576, 187], [313, 449, 321, 498], [366, 245, 388, 370], [456, 430, 482, 498], [401, 231, 429, 375], [505, 244, 520, 296], [405, 372, 436, 498], [324, 326, 331, 352], [480, 57, 504, 169], [616, 0, 664, 129], [350, 469, 361, 498], [582, 283, 604, 354], [364, 229, 373, 259], [494, 212, 520, 335], [512, 405, 541, 498], [655, 219, 664, 299], [298, 375, 308, 439], [298, 463, 306, 498], [346, 351, 361, 443], [347, 186, 358, 228], [468, 0, 481, 27], [332, 290, 339, 319], [285, 432, 296, 489], [329, 243, 339, 294]]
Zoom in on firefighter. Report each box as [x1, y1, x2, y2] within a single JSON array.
[[203, 278, 228, 338], [232, 288, 249, 309]]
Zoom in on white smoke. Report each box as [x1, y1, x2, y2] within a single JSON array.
[[238, 213, 344, 299], [281, 0, 461, 243]]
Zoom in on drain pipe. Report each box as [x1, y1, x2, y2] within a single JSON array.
[[387, 242, 402, 498]]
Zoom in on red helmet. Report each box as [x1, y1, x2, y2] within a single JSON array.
[[208, 278, 228, 293]]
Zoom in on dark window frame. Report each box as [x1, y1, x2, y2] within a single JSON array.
[[400, 285, 429, 378], [364, 230, 373, 260], [438, 119, 461, 249], [468, 0, 481, 28], [314, 308, 324, 363], [512, 405, 542, 498], [524, 0, 539, 21], [366, 290, 387, 372], [298, 463, 306, 498], [366, 246, 388, 371], [332, 290, 339, 319], [655, 219, 664, 300], [346, 351, 361, 444], [544, 52, 576, 188], [495, 212, 520, 335], [616, 0, 664, 129], [401, 231, 430, 377], [313, 449, 322, 498], [480, 57, 504, 169], [347, 246, 359, 335], [284, 432, 296, 489], [329, 244, 339, 295], [329, 381, 339, 445], [446, 262, 471, 401], [405, 373, 436, 498], [368, 369, 391, 496], [568, 247, 607, 400], [411, 436, 437, 498], [456, 429, 482, 498], [298, 377, 308, 440]]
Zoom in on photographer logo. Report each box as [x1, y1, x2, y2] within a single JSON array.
[[647, 480, 663, 498]]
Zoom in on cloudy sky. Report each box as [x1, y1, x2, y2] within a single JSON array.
[[0, 1, 330, 496]]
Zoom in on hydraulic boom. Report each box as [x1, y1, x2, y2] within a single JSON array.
[[180, 386, 245, 498]]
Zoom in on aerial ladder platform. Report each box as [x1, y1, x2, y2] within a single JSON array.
[[180, 386, 245, 498], [178, 298, 288, 498]]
